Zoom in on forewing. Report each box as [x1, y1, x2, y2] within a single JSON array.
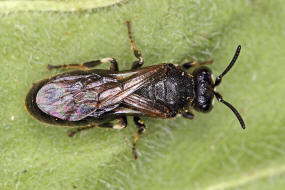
[[36, 74, 121, 121], [99, 64, 168, 108], [123, 94, 171, 118]]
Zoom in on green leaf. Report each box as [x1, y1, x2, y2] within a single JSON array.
[[1, 0, 285, 189], [0, 0, 126, 12]]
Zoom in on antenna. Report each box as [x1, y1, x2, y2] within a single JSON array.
[[214, 45, 241, 86], [214, 92, 245, 129], [212, 45, 245, 129]]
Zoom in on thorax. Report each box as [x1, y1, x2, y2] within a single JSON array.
[[135, 64, 195, 112]]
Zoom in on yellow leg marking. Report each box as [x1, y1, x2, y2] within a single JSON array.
[[65, 64, 86, 69], [113, 124, 124, 130], [138, 120, 144, 125], [134, 133, 139, 143], [126, 21, 137, 51], [101, 57, 114, 63], [132, 133, 140, 160]]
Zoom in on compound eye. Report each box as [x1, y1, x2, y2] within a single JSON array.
[[195, 95, 214, 112]]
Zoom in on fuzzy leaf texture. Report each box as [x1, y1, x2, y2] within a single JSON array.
[[0, 0, 285, 190]]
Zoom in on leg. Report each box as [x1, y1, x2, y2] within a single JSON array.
[[68, 125, 97, 137], [47, 57, 119, 71], [100, 116, 128, 130], [182, 59, 213, 69], [132, 116, 146, 160], [68, 116, 127, 137], [125, 21, 144, 69], [182, 110, 195, 119]]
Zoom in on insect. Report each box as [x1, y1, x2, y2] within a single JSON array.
[[25, 21, 245, 160]]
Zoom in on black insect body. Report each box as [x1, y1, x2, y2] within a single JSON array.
[[25, 21, 245, 160]]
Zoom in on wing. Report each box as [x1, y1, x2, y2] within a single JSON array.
[[36, 64, 168, 121], [122, 94, 172, 118], [36, 74, 121, 121], [98, 64, 168, 108], [107, 64, 173, 118]]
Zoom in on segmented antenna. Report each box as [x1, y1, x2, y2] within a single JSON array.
[[214, 92, 245, 129], [214, 45, 241, 86], [213, 45, 245, 129]]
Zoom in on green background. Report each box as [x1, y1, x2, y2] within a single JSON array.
[[1, 0, 285, 189]]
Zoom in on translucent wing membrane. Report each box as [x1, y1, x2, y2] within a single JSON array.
[[36, 74, 121, 121], [36, 64, 168, 121]]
